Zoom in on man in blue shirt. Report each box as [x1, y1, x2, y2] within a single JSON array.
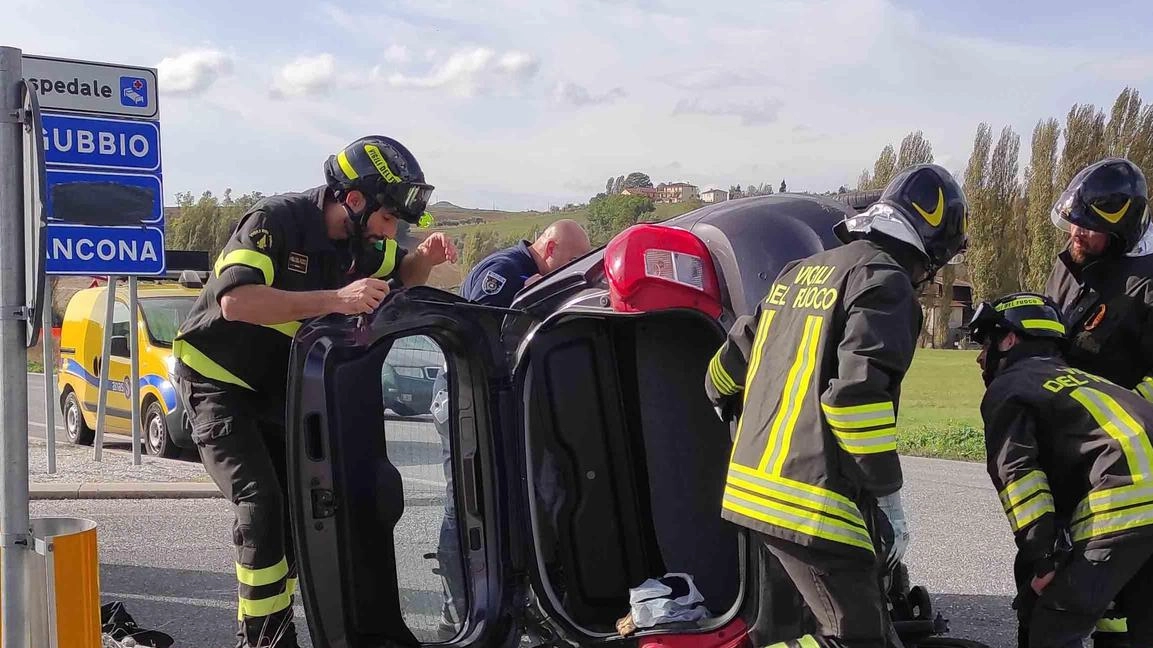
[[430, 219, 589, 636], [460, 219, 591, 303]]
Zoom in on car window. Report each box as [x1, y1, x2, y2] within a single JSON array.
[[139, 297, 195, 346], [380, 335, 463, 642], [110, 300, 131, 340]]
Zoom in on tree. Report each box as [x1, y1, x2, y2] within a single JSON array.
[[606, 177, 615, 195], [838, 185, 849, 194], [1058, 103, 1107, 190], [857, 169, 873, 191], [612, 175, 625, 195], [962, 123, 995, 301], [1105, 87, 1143, 159], [623, 172, 653, 189], [872, 145, 897, 189], [897, 130, 935, 168], [764, 184, 774, 195], [729, 185, 743, 199], [1022, 118, 1062, 291], [586, 194, 655, 246], [779, 179, 787, 193], [964, 123, 1023, 302]]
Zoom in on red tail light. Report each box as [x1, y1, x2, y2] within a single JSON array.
[[604, 224, 723, 318]]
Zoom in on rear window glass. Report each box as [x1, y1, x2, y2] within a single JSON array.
[[139, 297, 195, 346]]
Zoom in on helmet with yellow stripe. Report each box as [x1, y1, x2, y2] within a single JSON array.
[[967, 292, 1068, 346], [323, 135, 436, 228], [1051, 157, 1149, 255]]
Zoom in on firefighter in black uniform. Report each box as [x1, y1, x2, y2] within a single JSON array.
[[968, 291, 1153, 648], [1041, 157, 1153, 646], [705, 164, 968, 648], [172, 135, 458, 648]]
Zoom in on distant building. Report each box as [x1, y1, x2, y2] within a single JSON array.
[[655, 182, 700, 204], [621, 186, 661, 200], [701, 188, 729, 203]]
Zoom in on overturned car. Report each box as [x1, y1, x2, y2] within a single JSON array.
[[284, 192, 986, 648]]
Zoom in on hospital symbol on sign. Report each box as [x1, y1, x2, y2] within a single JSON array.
[[120, 76, 148, 107]]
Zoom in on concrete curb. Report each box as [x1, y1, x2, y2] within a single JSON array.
[[30, 482, 222, 500]]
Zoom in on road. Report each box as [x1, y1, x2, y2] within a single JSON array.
[[24, 373, 1019, 647]]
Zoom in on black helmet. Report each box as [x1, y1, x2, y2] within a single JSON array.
[[1051, 157, 1149, 254], [967, 292, 1067, 346], [324, 135, 436, 227], [836, 163, 969, 277]]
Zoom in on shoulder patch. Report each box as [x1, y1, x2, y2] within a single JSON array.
[[250, 227, 273, 252], [481, 270, 507, 295]]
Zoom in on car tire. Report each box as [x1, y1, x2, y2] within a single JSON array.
[[63, 390, 94, 446], [144, 399, 180, 459]]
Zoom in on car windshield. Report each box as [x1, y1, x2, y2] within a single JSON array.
[[139, 297, 195, 346]]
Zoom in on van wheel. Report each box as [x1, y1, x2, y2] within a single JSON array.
[[144, 399, 180, 459], [63, 390, 94, 446]]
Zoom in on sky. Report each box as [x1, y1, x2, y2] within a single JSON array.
[[4, 0, 1153, 212]]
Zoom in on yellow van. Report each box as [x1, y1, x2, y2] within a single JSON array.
[[57, 272, 203, 458]]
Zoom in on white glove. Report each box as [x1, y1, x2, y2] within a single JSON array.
[[877, 491, 909, 572]]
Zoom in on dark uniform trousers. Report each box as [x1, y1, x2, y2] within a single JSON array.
[[176, 367, 299, 648], [1013, 535, 1153, 648]]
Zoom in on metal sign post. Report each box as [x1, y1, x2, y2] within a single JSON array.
[[0, 44, 31, 648], [42, 278, 56, 473], [92, 276, 116, 463], [129, 276, 140, 465]]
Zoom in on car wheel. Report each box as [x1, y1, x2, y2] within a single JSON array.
[[63, 390, 94, 445], [144, 399, 180, 459]]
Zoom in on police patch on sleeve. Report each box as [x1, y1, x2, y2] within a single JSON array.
[[482, 270, 507, 295]]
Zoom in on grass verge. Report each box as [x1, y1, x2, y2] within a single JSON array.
[[896, 349, 986, 462]]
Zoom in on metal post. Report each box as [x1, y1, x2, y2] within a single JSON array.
[[129, 276, 140, 465], [42, 277, 55, 474], [0, 44, 31, 648], [93, 276, 115, 462]]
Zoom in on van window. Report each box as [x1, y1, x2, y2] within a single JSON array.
[[380, 335, 465, 642], [110, 301, 131, 343], [139, 297, 195, 346]]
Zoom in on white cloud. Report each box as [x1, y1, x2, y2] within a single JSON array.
[[384, 45, 410, 64], [554, 81, 627, 107], [386, 48, 540, 97], [672, 97, 784, 126], [270, 53, 338, 98], [157, 49, 233, 96]]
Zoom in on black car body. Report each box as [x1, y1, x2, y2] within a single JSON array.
[[284, 193, 979, 648]]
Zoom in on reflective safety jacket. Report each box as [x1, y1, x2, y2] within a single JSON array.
[[173, 186, 405, 406], [1044, 249, 1153, 401], [705, 238, 922, 557], [982, 352, 1153, 573]]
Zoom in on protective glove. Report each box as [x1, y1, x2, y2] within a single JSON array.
[[876, 490, 910, 573]]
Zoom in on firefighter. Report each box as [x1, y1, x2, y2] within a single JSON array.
[[171, 135, 457, 648], [705, 163, 968, 648], [1041, 157, 1153, 646], [968, 291, 1153, 648]]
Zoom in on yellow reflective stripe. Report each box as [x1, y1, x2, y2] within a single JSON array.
[[723, 486, 874, 552], [1071, 388, 1153, 482], [1073, 482, 1153, 523], [238, 590, 293, 618], [172, 340, 254, 390], [1136, 377, 1153, 403], [286, 577, 298, 597], [337, 150, 359, 180], [820, 401, 896, 429], [798, 637, 820, 648], [1096, 617, 1128, 633], [263, 321, 302, 337], [726, 468, 867, 530], [236, 558, 288, 587], [730, 463, 859, 511], [1072, 502, 1153, 542], [762, 315, 823, 474], [371, 238, 399, 278], [732, 309, 776, 452], [1006, 492, 1054, 532], [833, 427, 897, 455], [709, 352, 740, 395], [998, 470, 1049, 514], [1019, 319, 1065, 335], [995, 296, 1045, 311], [215, 249, 275, 285]]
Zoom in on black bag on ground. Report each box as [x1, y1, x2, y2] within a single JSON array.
[[100, 601, 174, 648]]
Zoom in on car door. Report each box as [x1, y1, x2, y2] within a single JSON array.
[[285, 285, 526, 648], [102, 298, 134, 433]]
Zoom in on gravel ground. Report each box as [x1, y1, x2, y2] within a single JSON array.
[[28, 437, 212, 484]]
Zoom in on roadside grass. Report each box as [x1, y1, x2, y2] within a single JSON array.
[[897, 349, 987, 462]]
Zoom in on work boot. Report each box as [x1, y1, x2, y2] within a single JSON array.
[[236, 612, 300, 648]]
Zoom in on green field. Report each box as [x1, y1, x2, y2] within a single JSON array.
[[898, 349, 987, 462], [425, 199, 706, 240]]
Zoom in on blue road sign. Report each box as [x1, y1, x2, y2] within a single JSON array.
[[46, 169, 162, 225], [45, 225, 166, 275], [42, 112, 160, 172]]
